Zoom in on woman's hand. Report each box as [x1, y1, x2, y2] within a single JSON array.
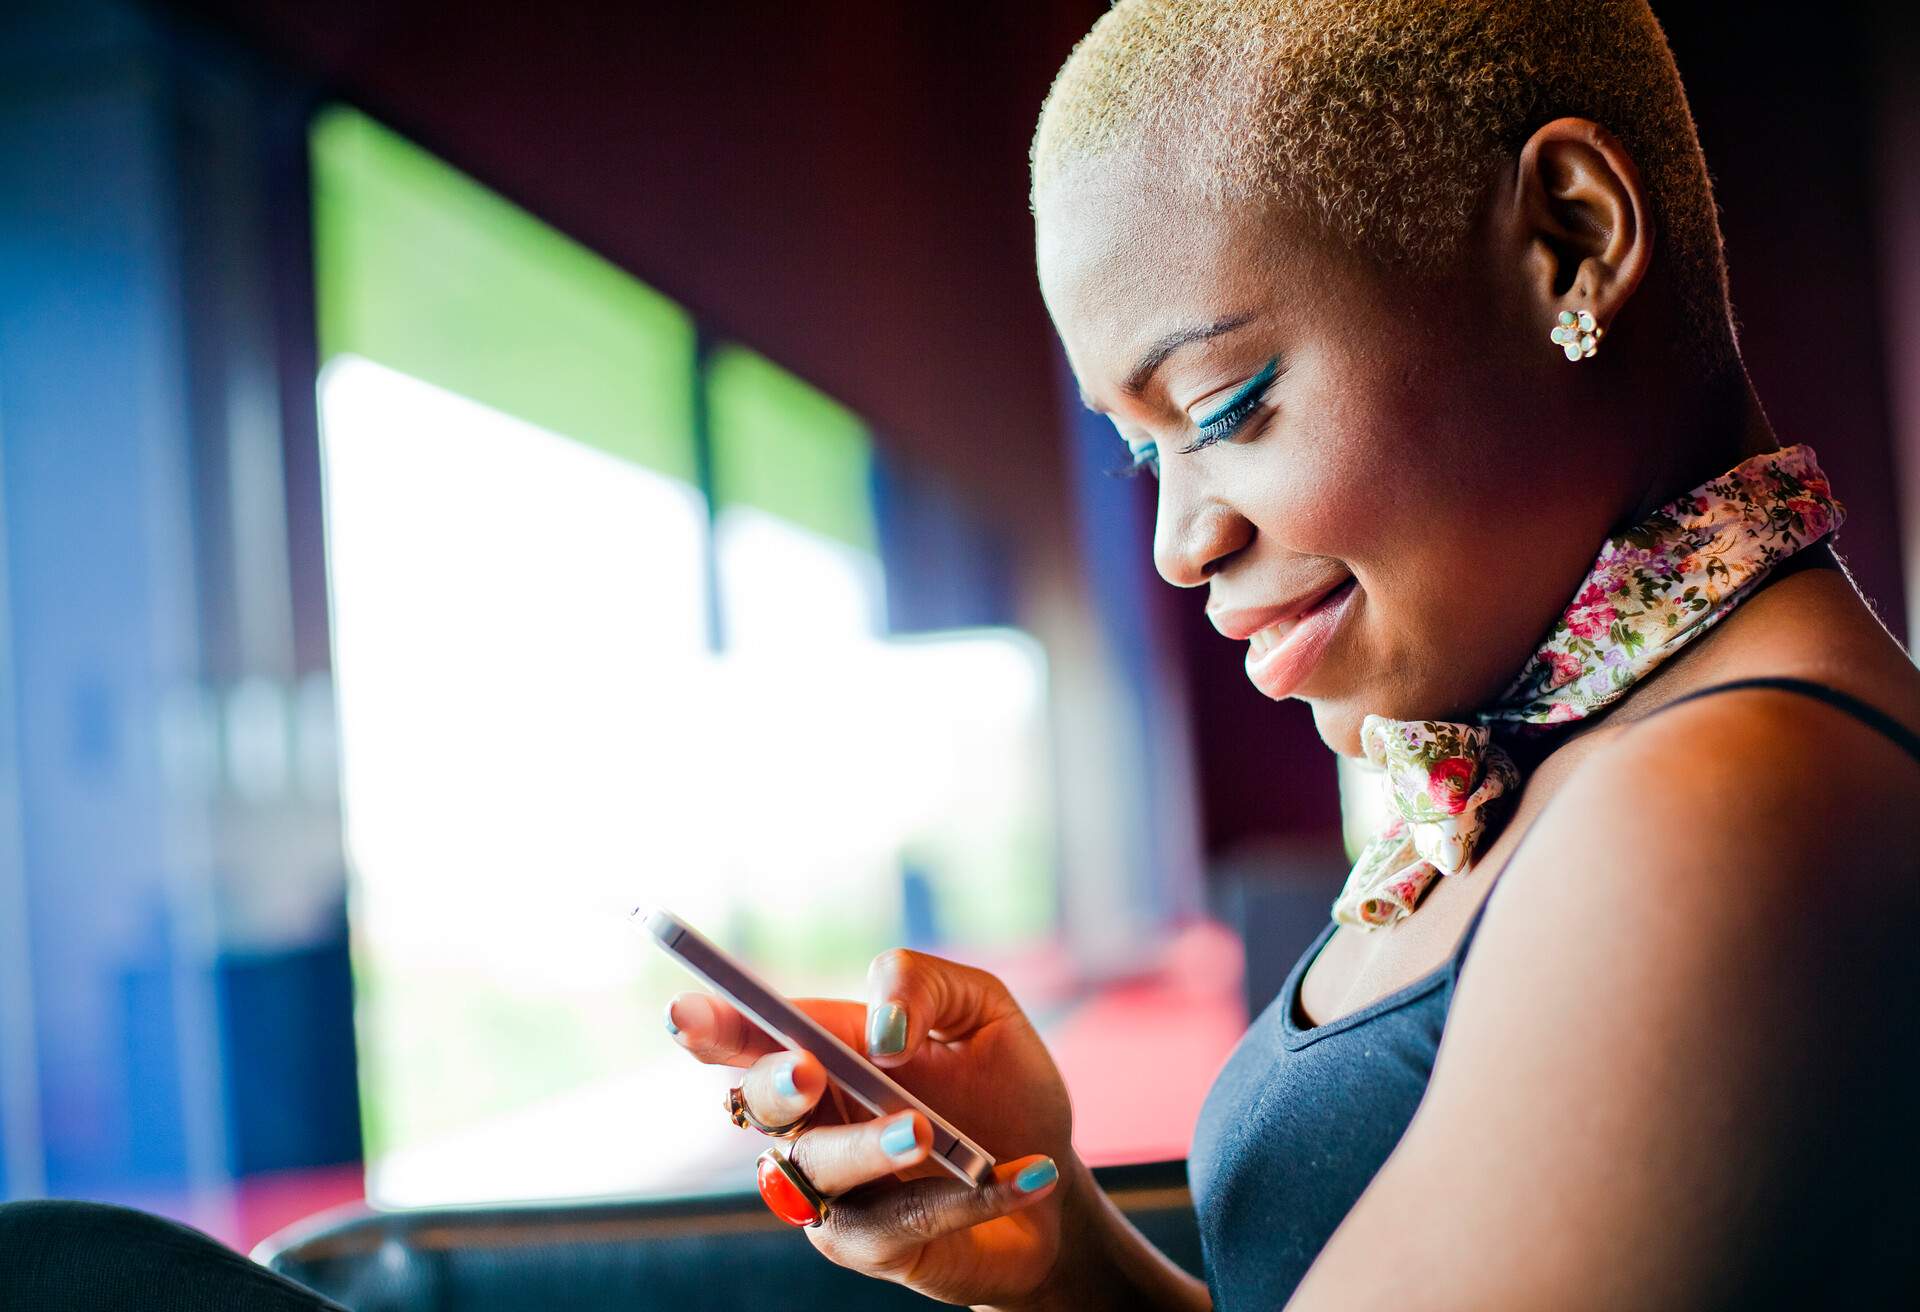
[[664, 947, 1082, 1307]]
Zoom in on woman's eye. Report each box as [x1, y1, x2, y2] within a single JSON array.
[[1176, 356, 1281, 456], [1174, 393, 1259, 455]]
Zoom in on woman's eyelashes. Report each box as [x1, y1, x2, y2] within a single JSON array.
[[1107, 440, 1159, 479], [1175, 356, 1281, 455], [1104, 356, 1282, 479]]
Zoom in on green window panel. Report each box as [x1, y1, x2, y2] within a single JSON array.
[[706, 344, 876, 553], [310, 105, 696, 481]]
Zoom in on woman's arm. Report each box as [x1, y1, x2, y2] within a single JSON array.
[[1286, 688, 1919, 1308], [985, 1150, 1211, 1312]]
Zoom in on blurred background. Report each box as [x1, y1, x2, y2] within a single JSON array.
[[0, 0, 1915, 1257]]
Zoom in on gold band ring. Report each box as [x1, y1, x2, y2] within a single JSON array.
[[724, 1080, 817, 1139]]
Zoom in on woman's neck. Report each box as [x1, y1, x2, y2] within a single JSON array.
[[1617, 365, 1777, 528]]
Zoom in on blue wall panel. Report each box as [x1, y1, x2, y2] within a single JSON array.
[[0, 12, 230, 1208]]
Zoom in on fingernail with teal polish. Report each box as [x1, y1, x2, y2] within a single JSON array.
[[663, 1003, 681, 1037], [868, 1003, 907, 1057], [1014, 1159, 1058, 1194], [774, 1056, 799, 1100], [880, 1116, 917, 1159]]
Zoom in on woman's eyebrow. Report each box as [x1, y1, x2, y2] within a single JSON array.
[[1119, 312, 1258, 397]]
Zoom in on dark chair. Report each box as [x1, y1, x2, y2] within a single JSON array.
[[255, 1159, 1202, 1310]]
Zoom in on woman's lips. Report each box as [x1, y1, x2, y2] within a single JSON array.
[[1243, 578, 1358, 700]]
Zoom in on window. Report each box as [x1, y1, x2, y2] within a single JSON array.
[[312, 108, 1067, 1206]]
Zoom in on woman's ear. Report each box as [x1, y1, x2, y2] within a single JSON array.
[[1507, 116, 1654, 329]]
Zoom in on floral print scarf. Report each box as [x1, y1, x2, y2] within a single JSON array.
[[1332, 444, 1843, 929]]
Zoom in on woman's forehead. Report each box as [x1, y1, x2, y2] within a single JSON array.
[[1036, 172, 1341, 399]]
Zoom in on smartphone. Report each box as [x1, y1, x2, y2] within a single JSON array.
[[637, 906, 996, 1187]]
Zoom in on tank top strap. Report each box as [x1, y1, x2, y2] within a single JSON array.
[[1448, 801, 1549, 971], [1647, 675, 1920, 768], [1449, 675, 1920, 973]]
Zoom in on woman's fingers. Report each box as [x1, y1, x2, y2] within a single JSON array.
[[862, 948, 1023, 1068], [785, 1110, 930, 1195], [811, 1154, 1061, 1271], [738, 1047, 827, 1131], [664, 947, 1023, 1073], [665, 991, 866, 1068]]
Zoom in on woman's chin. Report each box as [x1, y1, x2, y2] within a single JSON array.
[[1304, 697, 1368, 759]]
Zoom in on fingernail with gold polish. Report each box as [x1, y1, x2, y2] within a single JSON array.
[[867, 1002, 906, 1057]]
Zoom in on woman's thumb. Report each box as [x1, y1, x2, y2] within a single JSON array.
[[861, 947, 1023, 1068]]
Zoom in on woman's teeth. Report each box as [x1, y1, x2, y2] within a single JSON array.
[[1248, 622, 1286, 656]]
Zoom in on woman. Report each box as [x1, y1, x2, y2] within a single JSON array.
[[667, 1, 1920, 1307]]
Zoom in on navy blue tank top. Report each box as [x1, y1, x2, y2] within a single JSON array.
[[1186, 677, 1920, 1308]]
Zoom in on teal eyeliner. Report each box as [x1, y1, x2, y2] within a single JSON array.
[[1109, 354, 1282, 478], [1195, 355, 1281, 430]]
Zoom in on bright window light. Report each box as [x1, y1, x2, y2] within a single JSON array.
[[320, 356, 1057, 1206]]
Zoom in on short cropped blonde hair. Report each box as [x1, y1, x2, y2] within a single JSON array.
[[1033, 0, 1738, 376]]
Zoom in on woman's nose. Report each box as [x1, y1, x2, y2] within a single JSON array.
[[1153, 492, 1252, 587]]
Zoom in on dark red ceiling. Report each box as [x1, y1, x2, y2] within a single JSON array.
[[169, 0, 1108, 529]]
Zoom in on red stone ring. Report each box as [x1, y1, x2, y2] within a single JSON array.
[[757, 1144, 831, 1228]]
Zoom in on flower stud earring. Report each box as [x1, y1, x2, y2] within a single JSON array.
[[1550, 309, 1603, 361]]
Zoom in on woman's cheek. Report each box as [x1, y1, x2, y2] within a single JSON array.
[[1250, 419, 1405, 553]]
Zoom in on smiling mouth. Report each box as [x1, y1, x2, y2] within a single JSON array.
[[1242, 578, 1359, 700], [1247, 579, 1354, 655]]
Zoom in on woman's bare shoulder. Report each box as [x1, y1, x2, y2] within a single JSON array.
[[1509, 677, 1920, 981], [1584, 675, 1920, 868], [1287, 678, 1920, 1308]]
